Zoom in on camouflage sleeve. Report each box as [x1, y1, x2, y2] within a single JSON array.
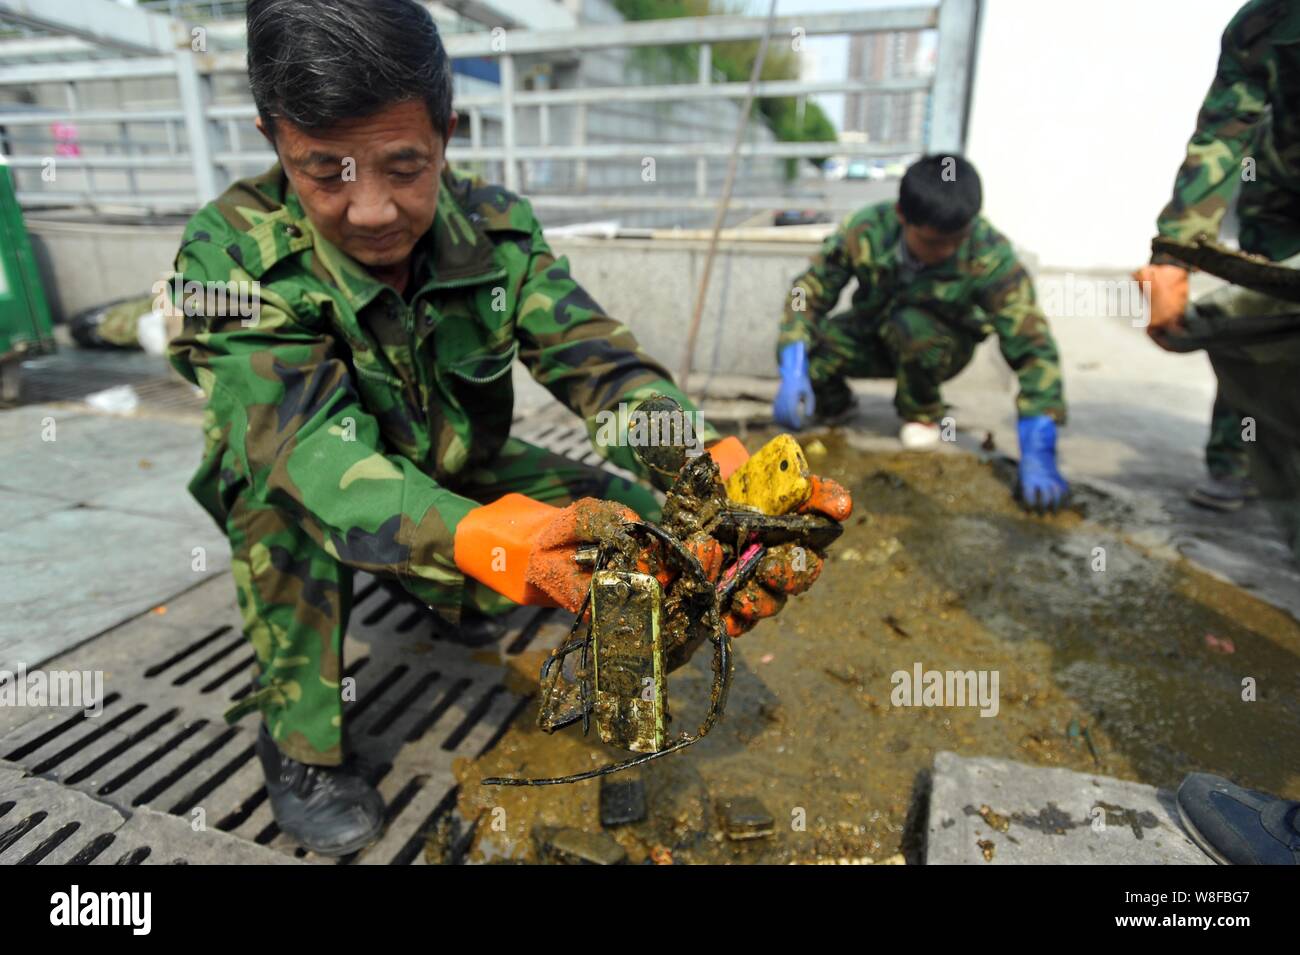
[[512, 208, 719, 478], [167, 240, 478, 609], [977, 248, 1067, 424], [1153, 1, 1271, 255], [777, 218, 858, 352]]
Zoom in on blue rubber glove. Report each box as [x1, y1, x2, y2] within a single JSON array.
[[773, 342, 815, 430], [1017, 415, 1069, 513]]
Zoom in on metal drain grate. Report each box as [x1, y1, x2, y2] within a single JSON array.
[[512, 413, 642, 484], [0, 409, 621, 864], [0, 571, 575, 865], [15, 349, 205, 415]]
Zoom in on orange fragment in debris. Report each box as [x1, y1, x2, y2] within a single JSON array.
[[153, 606, 167, 615], [650, 845, 673, 865]]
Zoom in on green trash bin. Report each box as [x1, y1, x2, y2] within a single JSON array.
[[0, 154, 57, 402]]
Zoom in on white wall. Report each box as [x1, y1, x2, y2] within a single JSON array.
[[965, 0, 1245, 270]]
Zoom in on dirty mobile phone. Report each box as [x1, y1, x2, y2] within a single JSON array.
[[590, 569, 666, 753]]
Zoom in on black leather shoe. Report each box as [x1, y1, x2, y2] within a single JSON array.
[[1177, 772, 1300, 865], [255, 724, 386, 856]]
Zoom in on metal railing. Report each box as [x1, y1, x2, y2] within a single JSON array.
[[0, 0, 980, 216]]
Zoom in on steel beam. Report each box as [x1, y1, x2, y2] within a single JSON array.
[[0, 0, 182, 55], [929, 0, 981, 153]]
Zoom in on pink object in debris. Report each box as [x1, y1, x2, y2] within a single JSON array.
[[1204, 633, 1236, 654]]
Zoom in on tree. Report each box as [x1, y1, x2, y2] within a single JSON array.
[[612, 0, 838, 174]]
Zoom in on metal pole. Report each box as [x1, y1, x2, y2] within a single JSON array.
[[678, 0, 778, 391], [499, 53, 518, 191], [928, 0, 979, 154], [574, 103, 588, 192], [537, 71, 550, 147], [696, 43, 711, 198], [175, 48, 218, 203]]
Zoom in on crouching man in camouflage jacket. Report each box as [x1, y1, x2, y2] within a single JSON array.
[[166, 0, 848, 856], [774, 155, 1069, 512]]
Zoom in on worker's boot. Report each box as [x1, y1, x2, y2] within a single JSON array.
[[811, 378, 858, 425], [255, 723, 385, 856], [1176, 773, 1300, 865], [1188, 475, 1258, 511]]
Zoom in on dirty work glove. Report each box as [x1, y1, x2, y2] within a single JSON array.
[[1016, 416, 1068, 513], [1133, 264, 1190, 349], [454, 495, 658, 612], [722, 476, 853, 637], [773, 342, 815, 430], [708, 437, 854, 636]]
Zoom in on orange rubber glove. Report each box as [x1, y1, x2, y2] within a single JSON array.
[[452, 440, 750, 611], [454, 495, 653, 612]]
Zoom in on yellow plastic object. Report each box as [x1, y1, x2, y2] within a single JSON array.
[[723, 434, 811, 515]]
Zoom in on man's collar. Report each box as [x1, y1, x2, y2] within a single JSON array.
[[425, 167, 502, 285], [895, 235, 923, 273]]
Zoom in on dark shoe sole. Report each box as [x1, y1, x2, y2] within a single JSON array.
[[812, 402, 859, 427], [1176, 799, 1231, 865], [282, 818, 385, 858], [1187, 489, 1246, 512]]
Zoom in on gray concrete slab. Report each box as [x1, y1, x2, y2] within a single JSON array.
[[0, 488, 68, 532], [0, 759, 296, 864], [926, 751, 1212, 865], [0, 404, 212, 526], [0, 505, 229, 670]]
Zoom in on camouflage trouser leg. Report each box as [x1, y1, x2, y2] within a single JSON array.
[[1203, 184, 1300, 480], [224, 436, 660, 765], [808, 306, 977, 423], [1205, 393, 1251, 480], [225, 492, 354, 766]]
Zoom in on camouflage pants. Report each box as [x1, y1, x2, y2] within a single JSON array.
[[1206, 395, 1250, 479], [1205, 184, 1300, 479], [225, 436, 660, 765], [808, 305, 978, 423]]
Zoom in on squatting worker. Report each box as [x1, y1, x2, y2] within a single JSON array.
[[167, 0, 850, 856], [773, 155, 1069, 512]]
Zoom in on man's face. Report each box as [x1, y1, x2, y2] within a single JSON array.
[[897, 207, 972, 267], [260, 100, 457, 271]]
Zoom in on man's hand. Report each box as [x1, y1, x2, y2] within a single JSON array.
[[1134, 264, 1190, 348], [454, 495, 656, 612]]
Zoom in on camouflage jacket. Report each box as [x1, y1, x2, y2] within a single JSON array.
[[167, 163, 705, 609], [1155, 0, 1300, 251], [779, 201, 1065, 422]]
